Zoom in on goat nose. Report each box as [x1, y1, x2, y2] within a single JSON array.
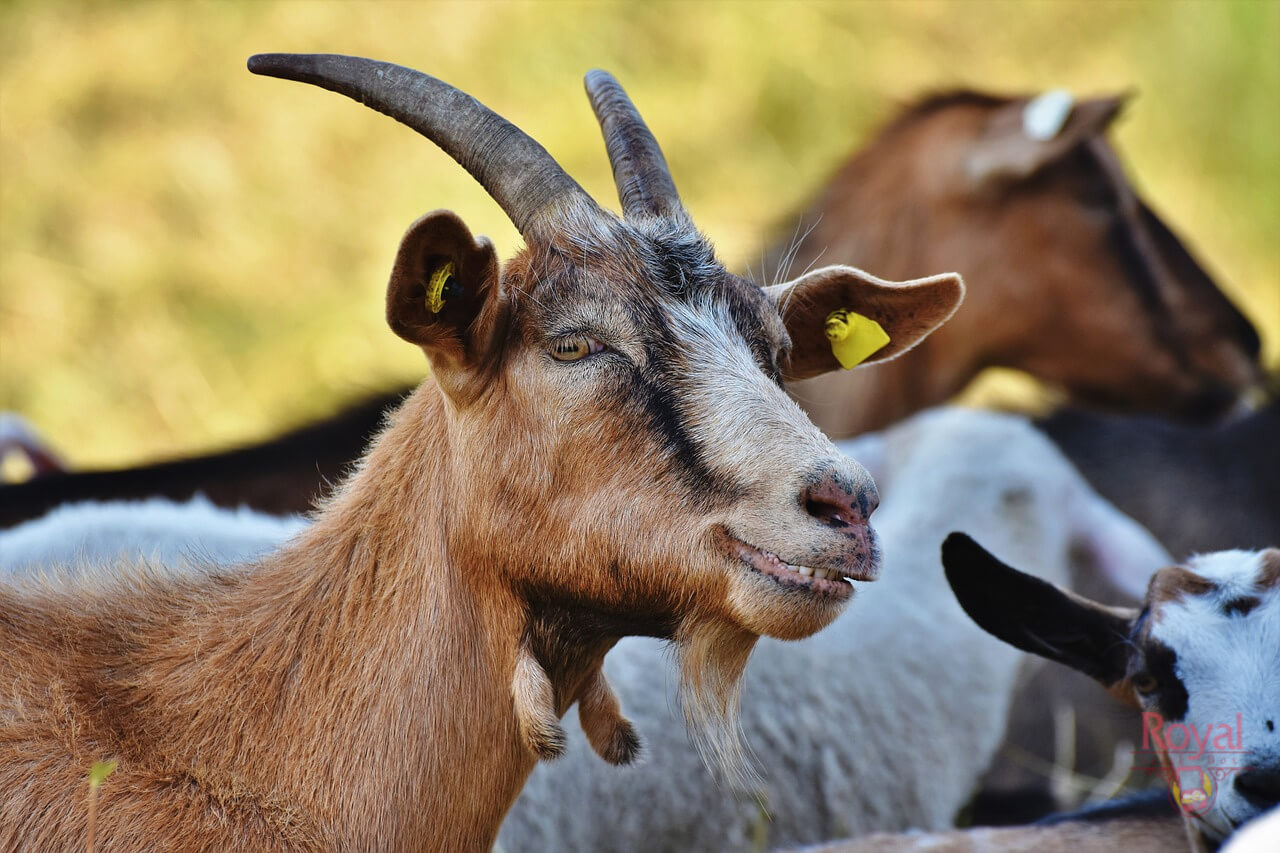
[[802, 469, 878, 528], [1234, 767, 1280, 809]]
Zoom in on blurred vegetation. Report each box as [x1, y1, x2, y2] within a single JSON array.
[[1, 0, 1276, 468]]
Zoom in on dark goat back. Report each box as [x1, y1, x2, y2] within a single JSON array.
[[1039, 400, 1280, 558], [0, 389, 409, 528]]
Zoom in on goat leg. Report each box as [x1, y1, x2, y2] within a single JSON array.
[[578, 665, 642, 765], [511, 641, 567, 760]]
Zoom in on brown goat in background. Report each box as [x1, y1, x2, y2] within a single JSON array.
[[0, 54, 962, 850], [783, 91, 1261, 436], [0, 89, 1260, 528]]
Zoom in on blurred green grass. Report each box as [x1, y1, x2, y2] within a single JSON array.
[[1, 0, 1276, 467]]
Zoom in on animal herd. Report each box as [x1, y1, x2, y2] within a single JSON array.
[[0, 52, 1275, 852]]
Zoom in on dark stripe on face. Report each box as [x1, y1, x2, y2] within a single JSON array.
[[1223, 596, 1262, 617], [721, 276, 785, 385], [588, 227, 775, 508], [630, 330, 747, 510], [1141, 640, 1190, 721], [1086, 143, 1199, 376]]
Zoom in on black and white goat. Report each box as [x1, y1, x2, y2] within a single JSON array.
[[943, 536, 1280, 851]]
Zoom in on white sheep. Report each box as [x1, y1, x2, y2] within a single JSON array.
[[0, 495, 306, 577]]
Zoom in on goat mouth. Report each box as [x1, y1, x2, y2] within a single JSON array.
[[722, 534, 859, 600]]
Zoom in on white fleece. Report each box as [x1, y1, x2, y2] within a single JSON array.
[[0, 494, 307, 578]]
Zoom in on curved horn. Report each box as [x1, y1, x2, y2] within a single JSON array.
[[248, 53, 599, 237], [584, 70, 684, 221]]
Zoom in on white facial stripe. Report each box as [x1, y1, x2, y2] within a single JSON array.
[[663, 296, 832, 482]]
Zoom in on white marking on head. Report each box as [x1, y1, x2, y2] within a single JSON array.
[[1022, 89, 1075, 141], [668, 294, 834, 487]]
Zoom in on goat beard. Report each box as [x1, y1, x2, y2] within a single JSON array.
[[675, 618, 761, 794]]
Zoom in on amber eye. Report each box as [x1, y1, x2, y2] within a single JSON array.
[[1133, 673, 1159, 694], [551, 335, 606, 362]]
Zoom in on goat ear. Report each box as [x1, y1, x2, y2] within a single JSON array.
[[766, 265, 964, 381], [942, 533, 1138, 687], [967, 92, 1131, 186], [386, 210, 505, 388]]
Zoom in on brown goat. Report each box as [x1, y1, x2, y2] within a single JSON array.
[[0, 55, 963, 850], [782, 91, 1261, 436]]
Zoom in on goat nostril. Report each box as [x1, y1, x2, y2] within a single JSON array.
[[806, 497, 850, 527], [1234, 768, 1280, 808], [802, 469, 874, 529]]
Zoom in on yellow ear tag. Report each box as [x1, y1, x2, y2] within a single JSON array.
[[425, 261, 455, 314], [824, 309, 890, 370]]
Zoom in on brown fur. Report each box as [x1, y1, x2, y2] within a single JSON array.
[[2, 391, 540, 850], [0, 379, 734, 850], [1257, 550, 1280, 591], [782, 91, 1260, 437], [513, 642, 570, 760], [0, 62, 967, 849], [577, 667, 641, 766], [1147, 566, 1218, 610]]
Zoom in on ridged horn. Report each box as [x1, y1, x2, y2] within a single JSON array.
[[248, 53, 600, 237], [584, 70, 684, 221]]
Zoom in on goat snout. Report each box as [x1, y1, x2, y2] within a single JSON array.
[[802, 468, 879, 529], [1234, 767, 1280, 810]]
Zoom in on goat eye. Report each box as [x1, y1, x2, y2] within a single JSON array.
[[1133, 673, 1159, 694], [551, 335, 605, 362]]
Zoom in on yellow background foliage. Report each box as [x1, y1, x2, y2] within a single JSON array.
[[2, 0, 1276, 467]]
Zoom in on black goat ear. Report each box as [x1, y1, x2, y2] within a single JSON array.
[[941, 532, 1137, 687], [386, 210, 507, 398]]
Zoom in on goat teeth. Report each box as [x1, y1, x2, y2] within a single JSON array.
[[813, 569, 830, 580], [797, 566, 814, 577]]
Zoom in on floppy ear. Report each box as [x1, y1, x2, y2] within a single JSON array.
[[941, 533, 1137, 687], [386, 210, 506, 394], [765, 265, 963, 381], [967, 92, 1130, 186]]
